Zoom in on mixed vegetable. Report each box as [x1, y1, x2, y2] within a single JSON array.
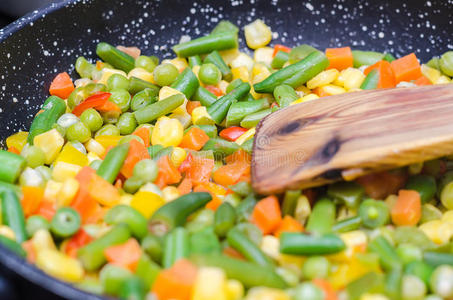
[[2, 18, 453, 300]]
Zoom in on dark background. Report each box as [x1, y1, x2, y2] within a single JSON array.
[[0, 13, 14, 28]]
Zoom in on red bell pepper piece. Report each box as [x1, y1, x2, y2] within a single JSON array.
[[72, 92, 111, 116], [272, 44, 291, 57], [219, 126, 248, 142]]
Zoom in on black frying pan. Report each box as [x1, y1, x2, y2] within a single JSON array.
[[0, 0, 451, 298]]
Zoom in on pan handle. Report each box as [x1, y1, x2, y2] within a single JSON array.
[[0, 269, 18, 299]]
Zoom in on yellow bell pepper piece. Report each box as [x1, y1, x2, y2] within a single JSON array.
[[235, 127, 255, 145], [245, 287, 291, 300], [219, 48, 240, 66], [419, 219, 453, 244], [57, 178, 79, 207], [226, 279, 244, 300], [244, 19, 272, 50], [36, 249, 84, 282], [192, 267, 229, 300], [44, 180, 63, 203], [152, 116, 184, 147], [231, 66, 250, 82], [328, 258, 370, 290], [162, 186, 180, 202], [55, 142, 88, 167], [128, 67, 154, 82], [32, 229, 57, 252], [33, 129, 64, 164], [6, 131, 28, 152], [94, 135, 122, 149], [131, 191, 165, 218], [254, 47, 274, 66], [421, 64, 441, 83], [52, 161, 82, 182]]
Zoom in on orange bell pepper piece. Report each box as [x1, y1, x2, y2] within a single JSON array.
[[272, 44, 291, 57], [391, 189, 421, 226], [70, 166, 99, 223], [64, 229, 93, 258], [36, 200, 56, 222], [21, 186, 44, 217], [177, 178, 193, 195], [415, 75, 432, 86], [212, 160, 250, 187], [186, 101, 201, 115]]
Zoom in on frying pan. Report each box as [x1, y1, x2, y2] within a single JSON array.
[[0, 0, 451, 298]]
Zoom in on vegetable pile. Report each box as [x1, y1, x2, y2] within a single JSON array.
[[2, 18, 453, 300]]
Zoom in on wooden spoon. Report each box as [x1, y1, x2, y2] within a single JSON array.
[[252, 84, 453, 195]]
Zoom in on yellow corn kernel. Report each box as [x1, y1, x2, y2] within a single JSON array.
[[442, 210, 453, 224], [87, 151, 101, 164], [36, 249, 84, 282], [419, 219, 453, 244], [192, 65, 201, 80], [120, 193, 133, 205], [340, 230, 368, 258], [170, 147, 187, 167], [55, 142, 89, 167], [231, 53, 255, 71], [0, 226, 15, 241], [6, 131, 28, 152], [52, 161, 82, 182], [294, 195, 311, 224], [44, 180, 63, 202], [94, 135, 122, 149], [421, 64, 441, 83], [296, 85, 311, 95], [159, 86, 188, 115], [329, 258, 371, 290], [336, 68, 366, 90], [244, 19, 272, 50], [318, 84, 347, 96], [152, 116, 184, 147], [254, 47, 274, 66], [252, 63, 271, 84], [131, 191, 165, 218], [33, 129, 64, 164], [218, 80, 229, 95], [277, 254, 305, 277], [192, 267, 228, 300], [307, 69, 340, 89], [219, 48, 240, 66], [98, 68, 127, 85], [245, 287, 291, 300], [139, 182, 164, 197], [260, 235, 280, 260], [162, 186, 180, 202], [231, 66, 250, 82], [235, 127, 255, 145], [170, 57, 189, 72], [290, 93, 320, 105], [32, 229, 57, 252], [128, 67, 153, 82], [249, 86, 262, 99], [360, 294, 389, 300], [436, 75, 451, 84], [226, 279, 244, 300], [192, 106, 215, 125], [57, 178, 79, 207], [74, 78, 91, 88]]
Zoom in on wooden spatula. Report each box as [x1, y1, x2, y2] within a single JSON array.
[[251, 84, 453, 195]]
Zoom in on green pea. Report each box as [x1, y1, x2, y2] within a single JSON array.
[[57, 113, 79, 129], [396, 244, 423, 264], [117, 112, 137, 135], [21, 145, 46, 168], [101, 110, 121, 124], [135, 55, 157, 73], [66, 122, 91, 143], [80, 108, 103, 132], [67, 87, 86, 109], [26, 215, 50, 238], [123, 176, 144, 194], [85, 83, 107, 96], [131, 88, 157, 111], [95, 124, 120, 137], [52, 123, 66, 137], [90, 160, 102, 171], [107, 74, 130, 91], [75, 56, 95, 79], [153, 63, 178, 86], [118, 135, 144, 145], [302, 256, 330, 280], [50, 207, 81, 238], [292, 282, 324, 300], [440, 51, 453, 77], [199, 63, 221, 85], [109, 89, 131, 112], [132, 159, 158, 183]]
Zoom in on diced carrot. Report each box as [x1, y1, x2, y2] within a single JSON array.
[[194, 182, 227, 211], [22, 240, 36, 263], [415, 75, 432, 86], [312, 87, 332, 97], [155, 156, 182, 189], [96, 100, 122, 113], [120, 139, 151, 178], [223, 246, 245, 260], [7, 146, 20, 154], [36, 201, 56, 222], [272, 44, 291, 57], [104, 238, 142, 272], [251, 195, 282, 235], [132, 127, 150, 148], [391, 189, 421, 226], [21, 186, 44, 217], [186, 156, 214, 185], [274, 215, 304, 238], [49, 72, 74, 99], [212, 160, 250, 187], [390, 53, 422, 83], [64, 229, 93, 258], [88, 173, 121, 207], [364, 60, 396, 88], [177, 178, 193, 195], [356, 170, 406, 200], [225, 149, 251, 165], [205, 85, 223, 97], [70, 166, 99, 223], [312, 278, 339, 300], [186, 101, 201, 115], [325, 47, 353, 71], [152, 259, 198, 300], [179, 127, 210, 151], [84, 204, 106, 224]]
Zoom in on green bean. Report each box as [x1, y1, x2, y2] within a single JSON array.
[[271, 50, 289, 69], [96, 143, 130, 184], [0, 181, 20, 196], [273, 84, 298, 108], [234, 222, 262, 246], [424, 251, 453, 268], [288, 44, 320, 64], [199, 63, 222, 85], [396, 243, 422, 265], [385, 268, 402, 300], [440, 51, 453, 76], [75, 56, 95, 78], [191, 254, 287, 288], [383, 53, 396, 63], [134, 94, 185, 124], [358, 199, 390, 229], [26, 215, 49, 238], [135, 254, 160, 291], [135, 55, 157, 73], [240, 108, 272, 129], [226, 78, 243, 94], [360, 69, 379, 90], [173, 31, 238, 57], [80, 108, 103, 132], [95, 124, 120, 137], [332, 216, 362, 233], [306, 197, 335, 235], [346, 272, 385, 300], [188, 55, 202, 68], [0, 150, 25, 184], [189, 226, 221, 255], [240, 137, 254, 154], [163, 227, 189, 268], [96, 42, 135, 72], [170, 67, 200, 99], [67, 87, 87, 109], [368, 236, 402, 271], [104, 205, 147, 239], [207, 82, 250, 124], [141, 234, 163, 264], [147, 144, 164, 159], [192, 86, 217, 107], [405, 175, 436, 204], [149, 192, 212, 236], [128, 76, 160, 95], [351, 50, 385, 67], [50, 207, 81, 238], [214, 202, 236, 237], [235, 194, 257, 223], [280, 232, 345, 255], [107, 74, 130, 91], [151, 146, 174, 161], [229, 181, 253, 197], [0, 235, 26, 257], [99, 263, 132, 296], [186, 209, 215, 234], [28, 96, 66, 144], [281, 190, 301, 216], [228, 227, 273, 267], [211, 20, 239, 34], [130, 89, 156, 111], [225, 98, 269, 127], [404, 261, 433, 286], [204, 50, 232, 81], [1, 189, 27, 243], [255, 51, 329, 93], [118, 276, 146, 300], [153, 63, 179, 86], [302, 256, 330, 280], [202, 138, 240, 157], [327, 181, 364, 208]]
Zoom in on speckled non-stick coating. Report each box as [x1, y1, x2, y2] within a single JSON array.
[[0, 0, 451, 298]]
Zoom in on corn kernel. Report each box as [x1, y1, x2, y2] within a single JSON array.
[[231, 53, 254, 71], [436, 75, 451, 84], [0, 226, 15, 241], [36, 249, 84, 282], [74, 78, 91, 88], [6, 131, 28, 152], [231, 66, 250, 82], [139, 182, 164, 197], [170, 57, 189, 72], [296, 85, 311, 95], [32, 229, 57, 252], [192, 106, 215, 125], [98, 68, 127, 85], [442, 211, 453, 224], [421, 64, 441, 83], [57, 178, 79, 206], [294, 195, 311, 224], [192, 65, 201, 80], [128, 67, 154, 82], [55, 142, 89, 167], [219, 48, 240, 66], [131, 191, 165, 218], [260, 235, 280, 260], [244, 19, 272, 50], [86, 151, 101, 164], [226, 279, 244, 300], [44, 180, 63, 203], [307, 69, 340, 89], [192, 267, 228, 300], [235, 127, 255, 145], [33, 129, 64, 164], [120, 194, 133, 205], [252, 63, 271, 84], [170, 147, 187, 167], [245, 287, 291, 300], [152, 116, 184, 147], [419, 219, 453, 244], [290, 93, 320, 105], [335, 68, 366, 90], [254, 47, 274, 66], [162, 186, 180, 202], [317, 84, 346, 96], [340, 230, 368, 258], [94, 135, 122, 149], [218, 80, 229, 95], [52, 161, 82, 182]]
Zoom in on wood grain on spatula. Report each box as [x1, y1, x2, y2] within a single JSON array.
[[252, 84, 453, 195]]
